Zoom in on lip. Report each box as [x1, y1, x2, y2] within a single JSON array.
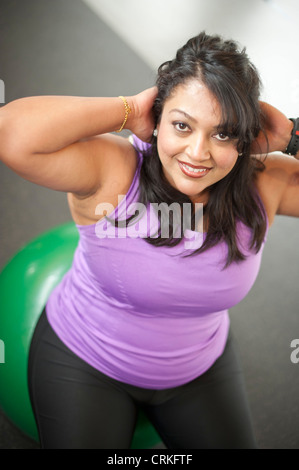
[[178, 160, 212, 178], [178, 160, 211, 169]]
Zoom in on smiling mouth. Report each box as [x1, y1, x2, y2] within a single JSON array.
[[178, 161, 212, 178]]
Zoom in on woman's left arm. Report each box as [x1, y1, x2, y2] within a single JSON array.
[[253, 103, 299, 219]]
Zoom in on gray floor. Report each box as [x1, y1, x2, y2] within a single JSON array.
[[0, 0, 299, 449]]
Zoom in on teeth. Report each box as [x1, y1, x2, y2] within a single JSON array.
[[182, 164, 207, 173]]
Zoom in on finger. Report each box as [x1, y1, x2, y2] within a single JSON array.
[[146, 86, 158, 101]]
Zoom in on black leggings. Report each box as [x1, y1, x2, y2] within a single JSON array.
[[28, 308, 257, 449]]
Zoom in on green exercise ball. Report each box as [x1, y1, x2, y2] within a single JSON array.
[[0, 221, 161, 449]]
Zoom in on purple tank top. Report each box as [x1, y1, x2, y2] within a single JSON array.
[[46, 135, 267, 389]]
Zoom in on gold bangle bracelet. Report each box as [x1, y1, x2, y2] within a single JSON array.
[[116, 96, 132, 133]]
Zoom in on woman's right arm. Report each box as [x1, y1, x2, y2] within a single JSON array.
[[0, 87, 157, 196]]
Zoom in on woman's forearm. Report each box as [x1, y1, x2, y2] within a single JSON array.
[[0, 95, 134, 157]]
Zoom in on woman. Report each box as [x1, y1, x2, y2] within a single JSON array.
[[0, 32, 298, 449]]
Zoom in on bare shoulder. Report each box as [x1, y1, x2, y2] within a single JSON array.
[[254, 152, 299, 225], [68, 134, 138, 225]]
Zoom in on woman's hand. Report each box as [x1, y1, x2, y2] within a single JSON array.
[[251, 101, 294, 155], [127, 87, 158, 142]]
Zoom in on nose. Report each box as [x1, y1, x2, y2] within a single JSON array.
[[186, 133, 210, 162]]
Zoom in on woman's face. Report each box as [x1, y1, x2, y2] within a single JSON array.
[[156, 80, 239, 204]]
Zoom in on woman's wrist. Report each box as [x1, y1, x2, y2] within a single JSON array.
[[284, 118, 299, 156], [116, 96, 132, 133], [122, 90, 156, 142], [281, 118, 296, 152], [116, 88, 157, 141], [122, 96, 136, 131]]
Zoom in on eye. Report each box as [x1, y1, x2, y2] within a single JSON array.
[[214, 132, 230, 142], [173, 121, 190, 133]]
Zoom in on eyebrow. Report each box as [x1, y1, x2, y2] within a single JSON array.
[[169, 109, 197, 123]]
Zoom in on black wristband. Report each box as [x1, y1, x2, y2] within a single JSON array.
[[285, 118, 299, 156]]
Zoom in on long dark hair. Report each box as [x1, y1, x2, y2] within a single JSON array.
[[120, 32, 267, 267]]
